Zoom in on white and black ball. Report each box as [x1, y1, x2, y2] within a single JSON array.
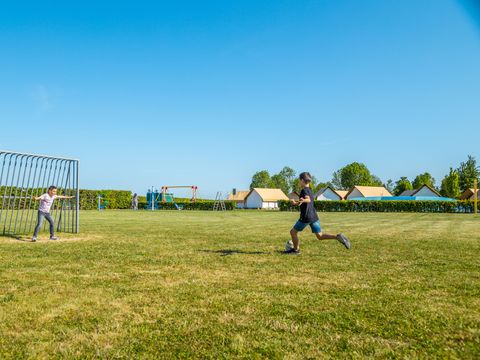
[[285, 240, 294, 252]]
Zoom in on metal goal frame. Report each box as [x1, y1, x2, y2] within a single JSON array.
[[0, 150, 79, 236]]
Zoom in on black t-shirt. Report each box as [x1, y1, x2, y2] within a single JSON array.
[[299, 187, 319, 223]]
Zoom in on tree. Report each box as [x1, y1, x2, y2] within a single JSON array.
[[440, 168, 461, 199], [332, 170, 342, 190], [385, 179, 394, 194], [393, 177, 413, 196], [457, 155, 480, 191], [270, 174, 289, 194], [331, 162, 380, 190], [250, 170, 271, 189], [291, 178, 301, 192], [278, 167, 296, 193], [412, 172, 435, 189], [309, 175, 318, 192], [371, 175, 384, 187], [291, 175, 319, 193]]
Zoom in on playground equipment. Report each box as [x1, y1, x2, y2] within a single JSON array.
[[213, 191, 226, 211], [146, 188, 160, 210], [174, 202, 184, 210], [0, 150, 79, 236], [161, 186, 198, 203], [159, 192, 174, 202], [97, 194, 108, 210], [146, 186, 197, 210]]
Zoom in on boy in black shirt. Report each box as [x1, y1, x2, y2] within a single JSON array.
[[285, 172, 351, 254]]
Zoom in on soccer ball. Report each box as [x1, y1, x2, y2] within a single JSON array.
[[285, 240, 294, 252]]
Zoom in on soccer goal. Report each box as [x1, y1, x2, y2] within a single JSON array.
[[0, 150, 79, 236]]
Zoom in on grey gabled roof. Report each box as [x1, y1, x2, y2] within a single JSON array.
[[399, 190, 416, 196]]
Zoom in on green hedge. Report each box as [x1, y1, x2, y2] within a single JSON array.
[[278, 200, 477, 213], [4, 186, 474, 213], [138, 200, 235, 211], [0, 188, 133, 210], [0, 186, 74, 210], [80, 190, 132, 210], [1, 186, 236, 211]]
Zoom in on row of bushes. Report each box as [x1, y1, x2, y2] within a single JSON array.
[[0, 186, 73, 197], [278, 200, 477, 213], [0, 187, 132, 210], [80, 190, 132, 210], [0, 186, 75, 210], [0, 186, 235, 211], [2, 185, 476, 212]]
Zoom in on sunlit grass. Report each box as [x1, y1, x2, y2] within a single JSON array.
[[0, 210, 479, 358]]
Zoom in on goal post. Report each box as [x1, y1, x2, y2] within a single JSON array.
[[0, 150, 79, 236]]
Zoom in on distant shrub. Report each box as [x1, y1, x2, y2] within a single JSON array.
[[278, 200, 476, 213], [79, 190, 132, 210], [0, 187, 132, 210]]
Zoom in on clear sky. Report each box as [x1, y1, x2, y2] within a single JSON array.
[[1, 0, 479, 198]]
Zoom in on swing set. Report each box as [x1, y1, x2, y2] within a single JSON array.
[[161, 186, 198, 203], [146, 186, 198, 210]]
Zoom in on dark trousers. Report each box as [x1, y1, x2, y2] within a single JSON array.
[[33, 211, 55, 237]]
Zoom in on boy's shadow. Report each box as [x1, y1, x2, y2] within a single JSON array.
[[199, 249, 270, 256], [6, 235, 30, 242]]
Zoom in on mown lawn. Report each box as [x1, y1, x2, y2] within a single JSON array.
[[0, 210, 479, 359]]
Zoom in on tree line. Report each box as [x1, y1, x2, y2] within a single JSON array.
[[249, 155, 480, 199]]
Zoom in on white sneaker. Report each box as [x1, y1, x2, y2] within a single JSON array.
[[336, 233, 351, 249]]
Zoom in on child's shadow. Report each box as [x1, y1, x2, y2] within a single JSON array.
[[7, 235, 31, 242], [199, 249, 270, 256]]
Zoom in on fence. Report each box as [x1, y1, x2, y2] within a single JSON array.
[[0, 150, 79, 236]]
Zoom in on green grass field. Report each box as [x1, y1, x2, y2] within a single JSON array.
[[1, 211, 479, 359]]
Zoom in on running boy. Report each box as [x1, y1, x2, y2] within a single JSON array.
[[285, 172, 351, 254], [32, 186, 74, 242]]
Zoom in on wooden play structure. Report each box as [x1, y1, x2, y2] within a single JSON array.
[[161, 186, 198, 203]]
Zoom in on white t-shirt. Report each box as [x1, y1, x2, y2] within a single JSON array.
[[38, 193, 57, 213]]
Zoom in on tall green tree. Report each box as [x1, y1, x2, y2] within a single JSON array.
[[371, 175, 384, 187], [440, 168, 461, 199], [291, 178, 301, 192], [250, 170, 271, 189], [331, 170, 342, 190], [393, 177, 413, 196], [385, 179, 394, 194], [457, 155, 480, 191], [412, 172, 435, 189], [291, 175, 318, 193], [331, 162, 381, 190], [270, 174, 289, 194], [278, 166, 296, 193]]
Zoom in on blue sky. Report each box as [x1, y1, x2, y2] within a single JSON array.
[[1, 0, 479, 198]]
